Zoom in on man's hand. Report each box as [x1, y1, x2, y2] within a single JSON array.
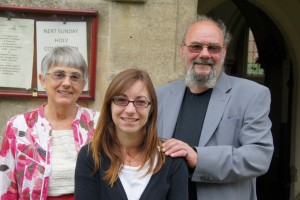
[[161, 138, 197, 168]]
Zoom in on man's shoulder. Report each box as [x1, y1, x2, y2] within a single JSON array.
[[225, 74, 268, 90], [222, 74, 270, 99], [156, 79, 184, 92]]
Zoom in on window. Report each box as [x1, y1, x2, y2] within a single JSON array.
[[247, 30, 264, 76]]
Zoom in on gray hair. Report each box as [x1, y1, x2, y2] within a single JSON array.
[[40, 46, 88, 83], [182, 15, 232, 46]]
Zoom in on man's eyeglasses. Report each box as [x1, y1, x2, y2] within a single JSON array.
[[46, 71, 84, 84], [112, 96, 151, 108], [183, 43, 223, 54]]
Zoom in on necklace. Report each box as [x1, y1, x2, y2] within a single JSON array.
[[125, 150, 143, 166]]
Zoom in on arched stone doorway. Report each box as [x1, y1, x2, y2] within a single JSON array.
[[197, 1, 294, 199]]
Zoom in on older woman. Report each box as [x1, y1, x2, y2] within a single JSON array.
[[0, 46, 99, 200], [75, 69, 189, 200]]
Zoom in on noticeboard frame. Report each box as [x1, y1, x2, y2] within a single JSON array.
[[0, 5, 98, 100]]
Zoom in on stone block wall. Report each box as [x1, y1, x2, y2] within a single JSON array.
[[0, 0, 197, 142]]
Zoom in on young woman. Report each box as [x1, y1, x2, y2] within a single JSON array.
[[75, 69, 189, 200]]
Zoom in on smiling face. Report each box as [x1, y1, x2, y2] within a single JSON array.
[[181, 21, 227, 89], [111, 80, 151, 139], [39, 65, 85, 107]]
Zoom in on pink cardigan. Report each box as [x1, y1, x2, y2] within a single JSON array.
[[0, 104, 99, 200]]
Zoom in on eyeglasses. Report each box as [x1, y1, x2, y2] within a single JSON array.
[[112, 96, 151, 108], [46, 71, 84, 84], [183, 43, 223, 54]]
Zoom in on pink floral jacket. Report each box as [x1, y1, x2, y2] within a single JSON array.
[[0, 104, 100, 200]]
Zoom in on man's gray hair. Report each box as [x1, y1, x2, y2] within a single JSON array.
[[182, 15, 232, 46]]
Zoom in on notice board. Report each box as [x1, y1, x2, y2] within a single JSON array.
[[0, 5, 98, 99]]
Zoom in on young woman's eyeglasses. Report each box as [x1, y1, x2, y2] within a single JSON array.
[[183, 43, 223, 54], [112, 96, 151, 108], [46, 71, 84, 84]]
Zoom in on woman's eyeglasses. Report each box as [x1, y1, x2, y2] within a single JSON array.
[[46, 71, 84, 84], [112, 96, 151, 108], [183, 43, 223, 54]]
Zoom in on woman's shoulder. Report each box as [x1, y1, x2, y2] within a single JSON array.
[[77, 105, 99, 115], [77, 105, 100, 120], [80, 143, 95, 154], [8, 106, 41, 124], [165, 155, 187, 164], [78, 143, 93, 160], [162, 156, 188, 172]]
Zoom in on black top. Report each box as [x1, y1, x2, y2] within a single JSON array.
[[173, 88, 212, 146], [173, 87, 212, 200], [75, 144, 189, 200]]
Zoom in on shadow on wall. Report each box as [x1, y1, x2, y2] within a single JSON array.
[[296, 193, 300, 200]]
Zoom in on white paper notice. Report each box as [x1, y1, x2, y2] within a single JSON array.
[[36, 21, 88, 91], [0, 17, 34, 89]]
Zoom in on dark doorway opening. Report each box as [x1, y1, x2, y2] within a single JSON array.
[[203, 1, 292, 199]]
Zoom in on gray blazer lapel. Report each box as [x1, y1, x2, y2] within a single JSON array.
[[162, 81, 186, 139], [199, 73, 232, 146]]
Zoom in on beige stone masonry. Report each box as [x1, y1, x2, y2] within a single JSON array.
[[0, 0, 197, 143], [106, 0, 147, 2]]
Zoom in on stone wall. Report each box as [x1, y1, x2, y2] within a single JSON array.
[[0, 0, 198, 142]]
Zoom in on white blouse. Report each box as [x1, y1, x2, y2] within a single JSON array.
[[48, 130, 77, 196], [119, 161, 153, 200]]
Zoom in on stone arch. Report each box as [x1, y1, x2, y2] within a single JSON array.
[[196, 0, 300, 198]]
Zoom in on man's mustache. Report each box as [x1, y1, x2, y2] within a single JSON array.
[[192, 58, 215, 65]]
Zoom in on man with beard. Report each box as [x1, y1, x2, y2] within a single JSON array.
[[156, 15, 274, 200]]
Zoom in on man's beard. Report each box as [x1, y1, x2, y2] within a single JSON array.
[[185, 58, 221, 89]]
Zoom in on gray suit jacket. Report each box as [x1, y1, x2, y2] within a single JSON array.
[[156, 72, 274, 200]]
